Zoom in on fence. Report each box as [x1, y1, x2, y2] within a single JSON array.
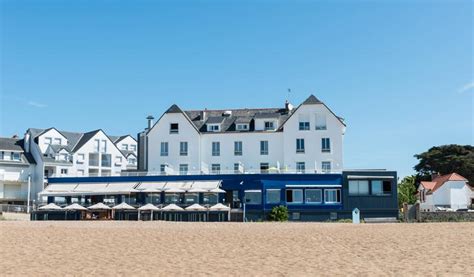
[[0, 204, 28, 213]]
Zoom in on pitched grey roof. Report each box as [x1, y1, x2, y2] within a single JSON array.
[[48, 144, 72, 153], [28, 128, 133, 155], [0, 137, 24, 151], [156, 94, 345, 133], [206, 117, 225, 124], [184, 108, 290, 133], [0, 137, 36, 164], [120, 150, 136, 157]]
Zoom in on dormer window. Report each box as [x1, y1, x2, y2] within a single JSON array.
[[236, 124, 249, 131], [208, 124, 220, 132], [54, 138, 62, 145], [11, 152, 21, 161], [170, 123, 179, 134], [264, 121, 275, 131], [44, 137, 52, 145]]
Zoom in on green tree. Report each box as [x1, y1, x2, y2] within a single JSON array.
[[414, 144, 474, 183], [268, 205, 289, 222], [398, 175, 417, 208]]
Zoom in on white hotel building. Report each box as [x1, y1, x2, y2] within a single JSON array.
[[0, 129, 138, 205], [139, 95, 346, 175]]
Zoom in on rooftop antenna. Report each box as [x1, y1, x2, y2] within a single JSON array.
[[287, 88, 291, 101]]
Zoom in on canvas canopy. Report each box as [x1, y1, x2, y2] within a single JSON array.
[[39, 182, 139, 196], [63, 203, 87, 211], [138, 204, 160, 211], [161, 204, 184, 211], [112, 202, 136, 210], [209, 203, 230, 211], [185, 204, 207, 211], [38, 203, 63, 210], [88, 202, 111, 210]]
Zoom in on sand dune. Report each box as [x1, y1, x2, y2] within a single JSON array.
[[0, 221, 472, 276]]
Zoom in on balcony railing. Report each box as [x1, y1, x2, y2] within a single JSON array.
[[46, 168, 342, 178]]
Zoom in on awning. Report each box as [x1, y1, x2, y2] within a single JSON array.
[[40, 183, 79, 195], [39, 182, 139, 196], [135, 182, 166, 192]]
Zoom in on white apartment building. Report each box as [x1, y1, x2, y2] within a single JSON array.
[[0, 137, 35, 205], [110, 135, 138, 170], [22, 128, 137, 198], [139, 95, 346, 175]]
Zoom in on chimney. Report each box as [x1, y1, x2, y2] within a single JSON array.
[[285, 100, 294, 112], [146, 115, 154, 130], [11, 134, 19, 139], [431, 172, 440, 181], [201, 109, 208, 121]]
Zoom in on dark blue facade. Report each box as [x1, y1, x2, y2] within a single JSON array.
[[47, 170, 398, 221]]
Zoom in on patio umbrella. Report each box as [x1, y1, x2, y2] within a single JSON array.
[[209, 203, 231, 211], [38, 203, 63, 210], [138, 204, 160, 221], [88, 202, 111, 210], [112, 202, 136, 210], [185, 203, 207, 211], [63, 203, 87, 211], [161, 204, 184, 211]]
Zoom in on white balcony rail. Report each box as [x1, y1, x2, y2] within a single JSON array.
[[46, 168, 341, 178]]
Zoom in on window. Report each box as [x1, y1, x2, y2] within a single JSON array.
[[260, 163, 269, 174], [77, 154, 85, 164], [296, 139, 305, 153], [260, 141, 268, 155], [92, 139, 99, 152], [305, 189, 322, 203], [349, 180, 369, 195], [54, 138, 62, 145], [160, 164, 167, 175], [371, 180, 392, 195], [266, 189, 281, 204], [184, 193, 199, 204], [122, 144, 128, 150], [130, 145, 137, 151], [234, 163, 241, 174], [236, 124, 249, 131], [101, 140, 107, 153], [211, 164, 221, 174], [286, 189, 303, 204], [208, 124, 220, 132], [322, 161, 331, 173], [212, 142, 220, 156], [264, 121, 275, 131], [324, 189, 341, 203], [44, 137, 52, 145], [299, 122, 310, 130], [160, 142, 168, 156], [321, 138, 331, 152], [77, 169, 85, 176], [101, 154, 111, 167], [170, 123, 179, 134], [115, 156, 122, 165], [203, 193, 218, 204], [165, 193, 181, 204], [316, 114, 327, 130], [89, 153, 99, 166], [180, 142, 188, 156], [179, 164, 188, 175], [59, 153, 69, 161], [296, 162, 305, 173], [244, 190, 262, 204], [234, 141, 243, 156], [128, 157, 136, 165], [11, 152, 21, 161], [0, 151, 4, 160], [60, 169, 68, 175]]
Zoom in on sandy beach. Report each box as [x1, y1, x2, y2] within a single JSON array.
[[0, 221, 472, 276]]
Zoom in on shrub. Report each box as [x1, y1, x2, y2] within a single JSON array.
[[268, 205, 289, 222]]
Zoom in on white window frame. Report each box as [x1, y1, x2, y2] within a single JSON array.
[[208, 124, 220, 132], [160, 142, 169, 156], [299, 121, 310, 131], [296, 138, 305, 153], [286, 189, 303, 204], [324, 189, 341, 204], [236, 124, 249, 131], [264, 121, 275, 131], [212, 142, 220, 156], [234, 141, 243, 156], [260, 141, 269, 155], [296, 162, 305, 173], [180, 141, 188, 156], [322, 161, 331, 173]]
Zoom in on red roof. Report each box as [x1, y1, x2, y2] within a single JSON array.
[[421, 173, 468, 192]]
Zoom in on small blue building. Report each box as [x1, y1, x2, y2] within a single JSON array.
[[40, 169, 398, 222]]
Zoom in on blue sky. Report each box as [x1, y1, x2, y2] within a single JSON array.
[[1, 0, 472, 178]]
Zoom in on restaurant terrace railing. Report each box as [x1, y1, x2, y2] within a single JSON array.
[[0, 204, 28, 213]]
